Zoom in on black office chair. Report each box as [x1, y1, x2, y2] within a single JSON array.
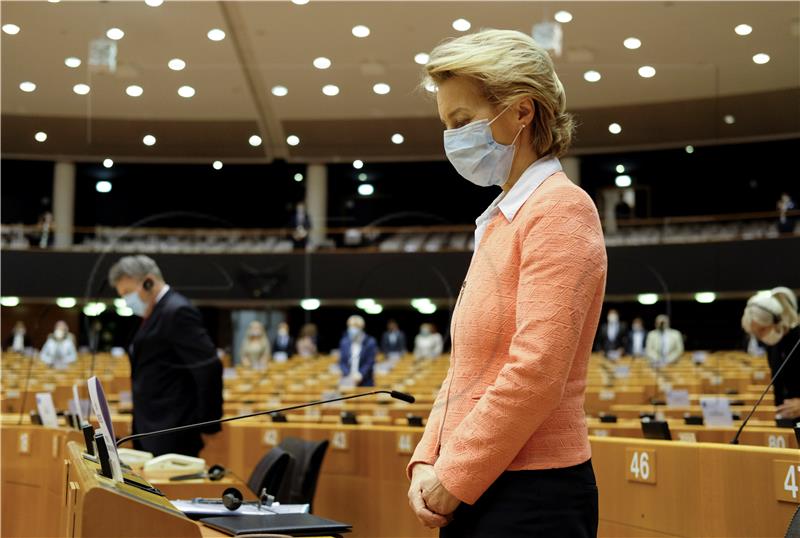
[[246, 446, 293, 499], [277, 437, 329, 512], [786, 505, 800, 538]]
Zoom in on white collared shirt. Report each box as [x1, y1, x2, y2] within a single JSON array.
[[155, 284, 170, 304], [473, 156, 562, 253]]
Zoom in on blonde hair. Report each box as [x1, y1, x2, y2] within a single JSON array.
[[424, 28, 574, 159], [742, 291, 799, 333]]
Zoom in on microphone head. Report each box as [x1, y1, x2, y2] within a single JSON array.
[[390, 390, 416, 404], [222, 488, 243, 511]]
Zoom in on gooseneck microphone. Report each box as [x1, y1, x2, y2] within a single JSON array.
[[730, 336, 799, 445], [116, 389, 416, 447]]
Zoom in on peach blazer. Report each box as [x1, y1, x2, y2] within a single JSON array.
[[407, 172, 607, 505]]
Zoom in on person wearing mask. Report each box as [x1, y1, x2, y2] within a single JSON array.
[[272, 322, 294, 362], [407, 30, 606, 537], [413, 323, 444, 360], [381, 319, 408, 360], [6, 321, 31, 353], [627, 317, 647, 358], [289, 201, 312, 250], [108, 255, 222, 457], [645, 315, 684, 366], [296, 323, 318, 357], [339, 315, 377, 387], [741, 287, 800, 420], [596, 309, 627, 359], [40, 321, 77, 368], [239, 320, 271, 369]]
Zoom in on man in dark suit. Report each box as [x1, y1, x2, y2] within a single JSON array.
[[380, 319, 407, 359], [109, 255, 222, 456], [272, 321, 295, 361], [595, 309, 628, 359], [339, 315, 377, 387]]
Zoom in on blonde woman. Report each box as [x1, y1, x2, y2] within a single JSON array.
[[239, 320, 271, 369], [406, 29, 607, 537], [742, 287, 800, 419]]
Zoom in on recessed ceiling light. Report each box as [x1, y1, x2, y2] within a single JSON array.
[[145, 0, 164, 6], [34, 131, 47, 142], [249, 135, 262, 146], [65, 57, 81, 68], [96, 180, 112, 193], [752, 53, 770, 65], [414, 52, 430, 65], [723, 114, 736, 125], [126, 85, 143, 97], [2, 24, 20, 35], [352, 25, 370, 38], [143, 134, 156, 146], [103, 158, 114, 168], [637, 293, 658, 305], [694, 292, 716, 304], [207, 28, 225, 41], [615, 164, 625, 173], [623, 37, 642, 50], [685, 145, 694, 154], [358, 184, 375, 196], [212, 160, 223, 170], [271, 85, 288, 97], [294, 173, 304, 182], [56, 297, 77, 308], [73, 83, 91, 95], [291, 0, 309, 4], [373, 83, 391, 95], [424, 81, 437, 93], [300, 298, 320, 310], [286, 135, 300, 146], [583, 70, 601, 83], [358, 172, 368, 181], [48, 0, 60, 3], [178, 85, 195, 98], [554, 10, 573, 23], [313, 57, 331, 69], [0, 297, 20, 307], [734, 24, 752, 36], [452, 18, 471, 32], [391, 133, 404, 144], [638, 65, 656, 78], [106, 28, 125, 40], [608, 123, 622, 134], [353, 159, 364, 169], [19, 81, 36, 93], [615, 175, 632, 188], [168, 58, 186, 71], [322, 84, 340, 96]]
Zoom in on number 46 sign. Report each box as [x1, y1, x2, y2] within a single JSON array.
[[626, 448, 657, 484]]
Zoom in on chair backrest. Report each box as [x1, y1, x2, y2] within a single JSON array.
[[277, 437, 329, 512], [246, 446, 293, 498], [787, 505, 800, 538]]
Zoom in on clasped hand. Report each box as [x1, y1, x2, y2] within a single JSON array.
[[408, 464, 461, 529]]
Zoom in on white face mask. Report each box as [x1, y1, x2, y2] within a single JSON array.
[[443, 105, 524, 188], [54, 329, 66, 340], [759, 328, 783, 346]]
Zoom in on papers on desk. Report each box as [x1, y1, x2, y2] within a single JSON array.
[[171, 499, 310, 518]]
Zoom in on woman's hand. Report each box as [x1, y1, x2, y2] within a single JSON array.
[[420, 471, 461, 517], [777, 398, 800, 419], [408, 464, 452, 528]]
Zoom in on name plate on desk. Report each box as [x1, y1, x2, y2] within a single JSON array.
[[700, 397, 733, 427], [625, 448, 657, 484], [773, 460, 800, 504]]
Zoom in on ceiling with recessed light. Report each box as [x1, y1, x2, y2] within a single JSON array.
[[1, 0, 798, 163]]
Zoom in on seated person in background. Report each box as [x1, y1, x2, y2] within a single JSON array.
[[339, 315, 377, 387], [645, 315, 684, 366], [596, 309, 627, 359], [239, 320, 270, 369], [296, 323, 318, 357], [272, 322, 294, 362], [414, 323, 443, 359], [627, 317, 647, 358], [381, 319, 408, 360], [6, 321, 31, 353], [741, 287, 800, 420], [40, 320, 77, 368]]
